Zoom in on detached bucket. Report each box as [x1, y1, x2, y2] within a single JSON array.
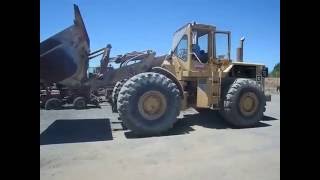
[[40, 4, 90, 88]]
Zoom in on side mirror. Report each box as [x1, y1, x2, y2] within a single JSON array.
[[262, 67, 268, 77]]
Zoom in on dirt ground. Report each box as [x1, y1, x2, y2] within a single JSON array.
[[265, 78, 280, 94], [40, 95, 280, 180]]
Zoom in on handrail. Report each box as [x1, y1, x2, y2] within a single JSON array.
[[119, 50, 153, 67], [120, 53, 147, 67], [89, 47, 105, 56], [88, 51, 104, 59], [190, 52, 204, 64]]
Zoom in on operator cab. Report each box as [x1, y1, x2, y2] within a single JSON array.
[[171, 22, 231, 75], [191, 30, 209, 63]]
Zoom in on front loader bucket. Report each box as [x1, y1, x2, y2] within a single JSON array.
[[40, 4, 90, 88]]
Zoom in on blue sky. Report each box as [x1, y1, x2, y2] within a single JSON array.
[[40, 0, 279, 69]]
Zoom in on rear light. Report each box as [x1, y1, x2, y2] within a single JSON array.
[[262, 67, 268, 77]]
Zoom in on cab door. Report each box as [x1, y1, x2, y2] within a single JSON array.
[[187, 30, 211, 77]]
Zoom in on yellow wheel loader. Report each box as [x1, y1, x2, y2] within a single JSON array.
[[116, 22, 271, 135]]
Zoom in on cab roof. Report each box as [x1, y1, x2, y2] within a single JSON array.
[[174, 22, 216, 34]]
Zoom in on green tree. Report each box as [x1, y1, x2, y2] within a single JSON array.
[[270, 62, 280, 77]]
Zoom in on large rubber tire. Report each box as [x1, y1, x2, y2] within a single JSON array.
[[73, 97, 87, 110], [117, 72, 181, 135], [111, 79, 127, 112], [45, 98, 61, 110], [219, 78, 236, 119], [91, 98, 100, 107], [220, 78, 266, 128]]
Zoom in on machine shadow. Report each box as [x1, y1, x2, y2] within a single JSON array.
[[125, 109, 273, 139], [261, 115, 278, 121], [61, 105, 102, 110], [40, 105, 101, 111], [40, 118, 113, 145]]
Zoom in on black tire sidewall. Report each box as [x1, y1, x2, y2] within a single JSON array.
[[126, 83, 179, 131], [117, 73, 181, 135], [219, 78, 236, 119], [112, 81, 122, 103], [224, 79, 266, 127], [73, 97, 87, 109], [232, 86, 265, 123], [111, 79, 127, 112], [45, 98, 61, 110]]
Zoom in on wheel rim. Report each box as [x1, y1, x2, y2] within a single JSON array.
[[239, 92, 259, 117], [48, 100, 59, 109], [138, 90, 167, 121], [53, 101, 59, 108], [77, 100, 85, 108]]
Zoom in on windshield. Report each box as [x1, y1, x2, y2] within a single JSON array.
[[171, 24, 190, 52], [191, 30, 209, 63]]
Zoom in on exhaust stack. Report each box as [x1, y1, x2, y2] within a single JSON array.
[[236, 37, 245, 62]]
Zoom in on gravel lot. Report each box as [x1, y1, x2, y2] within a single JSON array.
[[40, 94, 280, 180]]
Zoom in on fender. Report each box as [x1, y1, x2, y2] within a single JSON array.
[[151, 67, 184, 99]]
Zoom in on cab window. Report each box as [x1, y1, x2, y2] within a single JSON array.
[[174, 35, 188, 61]]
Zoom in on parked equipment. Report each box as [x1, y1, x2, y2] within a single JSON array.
[[41, 5, 271, 136], [40, 5, 101, 109]]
